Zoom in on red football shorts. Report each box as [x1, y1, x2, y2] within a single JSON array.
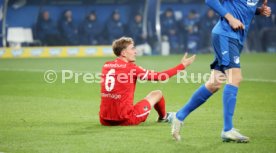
[[100, 99, 151, 126]]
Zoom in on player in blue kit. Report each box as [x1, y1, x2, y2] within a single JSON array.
[[171, 0, 271, 142]]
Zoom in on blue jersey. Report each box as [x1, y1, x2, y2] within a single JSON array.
[[208, 0, 259, 45]]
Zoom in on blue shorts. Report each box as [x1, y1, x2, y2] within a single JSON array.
[[210, 34, 243, 73]]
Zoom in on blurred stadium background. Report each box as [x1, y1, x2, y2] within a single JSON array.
[[0, 0, 276, 58]]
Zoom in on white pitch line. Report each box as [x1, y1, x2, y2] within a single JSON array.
[[242, 78, 276, 83], [0, 68, 276, 83]]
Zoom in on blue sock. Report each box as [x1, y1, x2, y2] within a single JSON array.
[[223, 84, 238, 132], [176, 85, 212, 121]]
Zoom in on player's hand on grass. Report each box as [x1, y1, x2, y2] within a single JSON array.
[[259, 0, 271, 17], [225, 13, 245, 30], [181, 52, 196, 67]]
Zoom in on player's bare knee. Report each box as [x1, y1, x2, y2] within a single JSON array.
[[205, 81, 222, 93], [155, 90, 163, 97], [236, 75, 243, 84], [146, 90, 163, 106], [212, 83, 222, 93], [153, 90, 163, 100], [215, 83, 223, 91], [228, 74, 243, 86], [230, 76, 243, 86], [149, 90, 162, 97]]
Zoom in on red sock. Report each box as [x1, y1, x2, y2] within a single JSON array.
[[154, 96, 166, 119]]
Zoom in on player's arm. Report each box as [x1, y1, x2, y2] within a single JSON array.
[[138, 53, 196, 81], [205, 0, 244, 30], [255, 0, 271, 17]]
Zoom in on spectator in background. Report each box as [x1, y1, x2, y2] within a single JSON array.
[[59, 9, 79, 45], [247, 18, 261, 51], [106, 10, 125, 44], [36, 11, 62, 46], [79, 11, 102, 45], [180, 10, 200, 53], [160, 8, 181, 54], [200, 9, 218, 52], [128, 12, 151, 55], [256, 13, 275, 52], [256, 12, 274, 28]]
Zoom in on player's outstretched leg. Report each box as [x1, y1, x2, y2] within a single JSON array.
[[171, 70, 225, 141], [222, 68, 249, 143]]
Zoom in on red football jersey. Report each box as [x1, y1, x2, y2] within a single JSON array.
[[99, 58, 184, 121]]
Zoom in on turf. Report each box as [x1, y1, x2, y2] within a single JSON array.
[[0, 53, 275, 153]]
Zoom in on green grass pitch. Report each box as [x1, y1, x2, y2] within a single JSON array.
[[0, 53, 275, 153]]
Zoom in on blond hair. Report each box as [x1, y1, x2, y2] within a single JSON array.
[[112, 37, 134, 56]]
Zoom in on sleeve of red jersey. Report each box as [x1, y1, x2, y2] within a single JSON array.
[[135, 64, 185, 81]]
